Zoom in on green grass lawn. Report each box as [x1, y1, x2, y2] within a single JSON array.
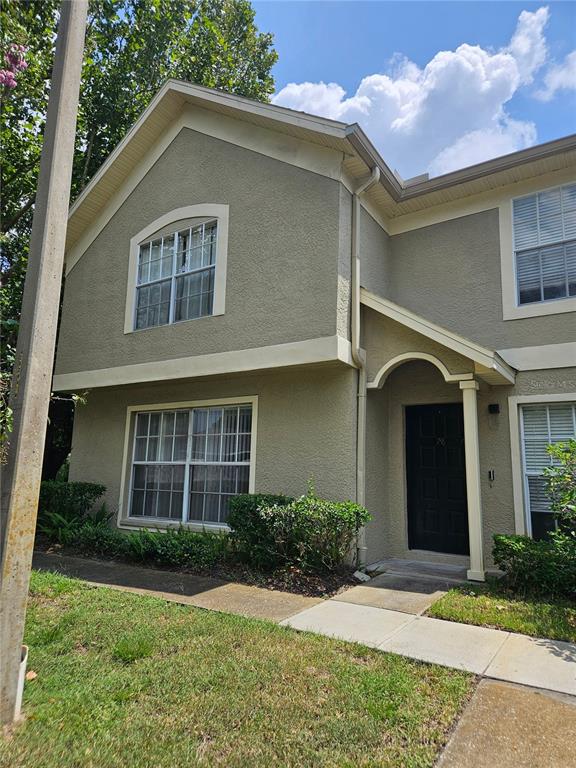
[[0, 571, 473, 768], [428, 582, 576, 643]]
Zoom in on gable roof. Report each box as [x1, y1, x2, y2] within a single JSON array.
[[67, 79, 576, 257], [360, 288, 516, 385]]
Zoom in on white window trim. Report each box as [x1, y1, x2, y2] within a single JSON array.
[[500, 181, 576, 321], [124, 204, 229, 334], [117, 395, 257, 531], [508, 392, 576, 536]]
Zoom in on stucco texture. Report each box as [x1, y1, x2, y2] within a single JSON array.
[[56, 128, 344, 376], [69, 365, 357, 523], [388, 209, 575, 350], [362, 307, 474, 385], [360, 207, 390, 299]]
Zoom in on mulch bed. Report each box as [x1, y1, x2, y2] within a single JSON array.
[[211, 562, 357, 597], [35, 538, 358, 598]]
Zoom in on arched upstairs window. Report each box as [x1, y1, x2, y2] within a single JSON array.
[[124, 204, 229, 334]]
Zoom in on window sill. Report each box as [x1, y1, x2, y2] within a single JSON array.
[[124, 309, 225, 335], [119, 517, 230, 533], [503, 295, 576, 320]]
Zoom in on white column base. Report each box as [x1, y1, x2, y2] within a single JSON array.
[[467, 569, 486, 582]]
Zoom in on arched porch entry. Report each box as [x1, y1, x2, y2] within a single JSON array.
[[360, 290, 516, 581], [366, 353, 485, 581]]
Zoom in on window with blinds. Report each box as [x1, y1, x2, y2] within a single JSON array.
[[513, 183, 576, 306], [521, 403, 576, 538], [129, 404, 253, 525]]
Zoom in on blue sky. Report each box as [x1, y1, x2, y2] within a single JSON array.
[[253, 2, 576, 178]]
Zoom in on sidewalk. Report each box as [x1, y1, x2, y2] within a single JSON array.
[[32, 551, 322, 622], [438, 679, 576, 768], [281, 594, 576, 696], [34, 551, 576, 696]]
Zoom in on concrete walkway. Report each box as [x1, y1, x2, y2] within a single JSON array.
[[335, 570, 454, 614], [32, 552, 322, 622], [438, 680, 576, 768], [281, 597, 576, 696]]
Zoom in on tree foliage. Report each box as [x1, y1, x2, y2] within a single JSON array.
[[0, 0, 277, 461], [544, 440, 576, 528]]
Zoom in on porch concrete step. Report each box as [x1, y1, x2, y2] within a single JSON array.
[[366, 557, 468, 584]]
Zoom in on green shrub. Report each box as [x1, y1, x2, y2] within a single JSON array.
[[74, 520, 128, 558], [228, 492, 371, 572], [69, 520, 229, 570], [38, 481, 106, 525], [123, 529, 159, 562], [544, 439, 576, 528], [55, 458, 70, 482], [37, 511, 82, 545], [121, 526, 229, 569], [493, 532, 576, 598], [228, 493, 294, 568]]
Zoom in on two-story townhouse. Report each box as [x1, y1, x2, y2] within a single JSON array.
[[53, 80, 576, 581]]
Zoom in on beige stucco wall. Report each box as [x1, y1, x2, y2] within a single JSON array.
[[56, 128, 345, 376], [337, 185, 352, 340], [364, 358, 576, 567], [69, 364, 357, 522], [360, 207, 390, 300], [388, 209, 574, 350], [362, 306, 474, 384]]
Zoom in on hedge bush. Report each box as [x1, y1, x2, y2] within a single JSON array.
[[37, 483, 370, 575], [228, 492, 371, 572], [127, 526, 229, 569], [73, 519, 127, 558], [227, 493, 294, 568], [71, 521, 230, 570], [493, 532, 576, 598], [38, 481, 106, 524]]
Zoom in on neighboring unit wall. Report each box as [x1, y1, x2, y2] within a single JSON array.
[[388, 209, 574, 351], [359, 207, 391, 300], [69, 365, 357, 523], [56, 128, 345, 377]]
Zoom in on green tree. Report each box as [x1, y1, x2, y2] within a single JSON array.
[[0, 0, 277, 464], [545, 440, 576, 528]]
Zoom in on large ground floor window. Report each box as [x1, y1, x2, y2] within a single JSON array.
[[521, 401, 576, 538], [128, 402, 253, 525]]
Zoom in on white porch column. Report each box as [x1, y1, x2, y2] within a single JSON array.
[[459, 380, 485, 581]]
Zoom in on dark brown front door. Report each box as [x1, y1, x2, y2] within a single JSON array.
[[406, 403, 469, 555]]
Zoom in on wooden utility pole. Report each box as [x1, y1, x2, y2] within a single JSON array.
[[0, 0, 87, 724]]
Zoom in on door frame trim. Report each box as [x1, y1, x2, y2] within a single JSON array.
[[405, 401, 469, 556]]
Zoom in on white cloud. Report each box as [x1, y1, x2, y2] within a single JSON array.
[[535, 50, 576, 101], [272, 7, 551, 177], [428, 120, 537, 177], [506, 7, 549, 84]]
